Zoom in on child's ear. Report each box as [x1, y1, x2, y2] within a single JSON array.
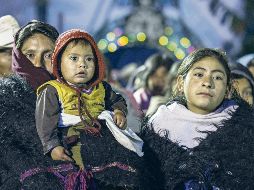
[[176, 75, 184, 94]]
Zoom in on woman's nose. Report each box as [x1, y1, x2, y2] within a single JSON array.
[[202, 77, 213, 88], [33, 56, 43, 67]]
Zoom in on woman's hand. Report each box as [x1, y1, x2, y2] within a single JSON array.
[[114, 109, 127, 129], [50, 146, 73, 162]]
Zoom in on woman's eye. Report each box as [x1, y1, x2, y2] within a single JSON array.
[[44, 52, 52, 59], [70, 56, 78, 61], [194, 73, 203, 77], [25, 53, 35, 59], [213, 76, 223, 80]]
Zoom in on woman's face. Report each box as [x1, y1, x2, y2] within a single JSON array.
[[60, 41, 95, 86], [178, 57, 228, 114], [232, 78, 253, 105], [21, 33, 55, 73]]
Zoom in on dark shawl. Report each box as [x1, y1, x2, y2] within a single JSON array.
[[11, 46, 54, 91]]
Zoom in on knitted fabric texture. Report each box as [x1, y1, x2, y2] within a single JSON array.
[[51, 29, 105, 88]]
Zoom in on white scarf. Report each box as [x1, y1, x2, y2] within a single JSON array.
[[149, 100, 238, 148]]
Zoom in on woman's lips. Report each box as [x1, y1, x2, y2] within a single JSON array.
[[197, 92, 213, 97]]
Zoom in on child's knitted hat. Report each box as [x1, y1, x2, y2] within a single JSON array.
[[52, 29, 105, 88]]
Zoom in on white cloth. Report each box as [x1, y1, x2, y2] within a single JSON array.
[[149, 100, 238, 148], [98, 111, 144, 157], [59, 112, 81, 127], [58, 111, 144, 157]]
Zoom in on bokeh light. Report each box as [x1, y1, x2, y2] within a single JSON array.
[[128, 34, 136, 43], [107, 42, 117, 52], [113, 27, 123, 37], [174, 48, 185, 60], [136, 32, 146, 42], [164, 26, 173, 36], [167, 41, 177, 51], [159, 35, 168, 46], [180, 37, 191, 48], [106, 32, 116, 41], [98, 39, 108, 50], [117, 36, 129, 46]]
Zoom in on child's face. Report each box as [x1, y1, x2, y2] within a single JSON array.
[[61, 41, 95, 86], [179, 57, 228, 114], [232, 78, 253, 105]]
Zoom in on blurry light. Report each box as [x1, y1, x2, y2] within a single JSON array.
[[164, 26, 173, 36], [106, 32, 116, 41], [137, 32, 146, 42], [187, 46, 196, 53], [108, 42, 117, 52], [167, 41, 177, 51], [174, 48, 185, 60], [117, 36, 129, 46], [98, 39, 108, 50], [159, 35, 168, 46], [128, 34, 136, 43], [113, 27, 123, 37], [180, 37, 191, 48]]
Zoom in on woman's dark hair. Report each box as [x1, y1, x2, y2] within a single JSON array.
[[143, 53, 174, 87], [15, 20, 59, 49], [177, 48, 230, 85]]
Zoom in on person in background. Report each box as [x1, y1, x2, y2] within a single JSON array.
[[104, 56, 142, 133], [0, 15, 20, 77], [146, 61, 181, 116], [133, 53, 174, 113], [229, 62, 254, 106], [237, 53, 254, 77]]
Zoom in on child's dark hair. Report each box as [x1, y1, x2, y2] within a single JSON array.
[[57, 38, 99, 85], [143, 53, 174, 88]]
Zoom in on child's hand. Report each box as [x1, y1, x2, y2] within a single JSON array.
[[50, 146, 73, 162], [114, 109, 127, 129]]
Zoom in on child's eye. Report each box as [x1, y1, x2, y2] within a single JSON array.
[[85, 56, 94, 62], [194, 73, 203, 78], [69, 56, 78, 61]]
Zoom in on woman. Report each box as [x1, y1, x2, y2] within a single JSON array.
[[149, 48, 254, 189], [0, 20, 66, 190]]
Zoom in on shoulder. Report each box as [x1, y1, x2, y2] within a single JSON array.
[[101, 80, 112, 89], [0, 74, 36, 111]]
